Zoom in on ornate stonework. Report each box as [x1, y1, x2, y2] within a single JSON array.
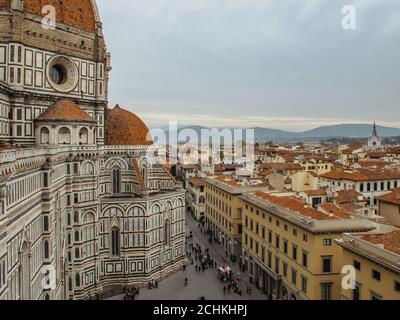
[[0, 1, 186, 300]]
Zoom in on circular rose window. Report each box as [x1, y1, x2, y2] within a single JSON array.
[[46, 56, 79, 92]]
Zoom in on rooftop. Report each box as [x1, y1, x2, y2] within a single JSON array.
[[302, 189, 327, 197], [334, 189, 366, 204], [320, 168, 400, 181], [379, 188, 400, 206], [253, 191, 351, 221], [337, 231, 400, 273], [205, 175, 270, 194], [361, 231, 400, 256], [188, 177, 206, 187], [22, 0, 96, 32], [105, 105, 153, 146], [35, 99, 95, 123]]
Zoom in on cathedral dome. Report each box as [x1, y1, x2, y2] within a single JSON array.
[[105, 105, 153, 146], [36, 99, 95, 123], [0, 0, 98, 33]]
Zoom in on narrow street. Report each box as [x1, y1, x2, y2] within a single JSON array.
[[108, 211, 266, 300]]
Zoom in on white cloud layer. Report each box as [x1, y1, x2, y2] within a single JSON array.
[[97, 0, 400, 130]]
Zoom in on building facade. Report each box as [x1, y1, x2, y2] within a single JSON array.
[[319, 168, 400, 213], [0, 1, 186, 300], [337, 232, 400, 300], [378, 188, 400, 227], [204, 175, 269, 259], [241, 192, 375, 300], [186, 177, 205, 222]]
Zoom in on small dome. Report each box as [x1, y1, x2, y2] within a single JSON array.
[[105, 105, 153, 146], [36, 99, 95, 123]]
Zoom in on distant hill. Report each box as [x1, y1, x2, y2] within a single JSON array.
[[299, 124, 400, 139], [150, 123, 400, 143]]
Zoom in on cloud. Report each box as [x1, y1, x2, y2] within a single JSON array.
[[97, 0, 400, 130], [140, 111, 400, 132]]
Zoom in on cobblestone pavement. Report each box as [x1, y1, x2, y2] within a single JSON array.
[[107, 211, 266, 300]]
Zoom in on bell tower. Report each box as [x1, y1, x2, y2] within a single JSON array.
[[367, 122, 382, 151]]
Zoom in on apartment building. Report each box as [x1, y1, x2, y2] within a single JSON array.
[[204, 176, 270, 258], [319, 168, 400, 212], [186, 177, 206, 221], [337, 231, 400, 300], [378, 188, 400, 227], [241, 192, 374, 300]]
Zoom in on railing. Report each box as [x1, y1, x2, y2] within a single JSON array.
[[0, 145, 155, 164]]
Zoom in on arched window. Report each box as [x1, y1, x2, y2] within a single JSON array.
[[141, 166, 148, 189], [58, 127, 71, 145], [388, 182, 391, 190], [40, 127, 50, 144], [112, 168, 121, 194], [81, 162, 94, 175], [93, 128, 97, 144], [75, 273, 80, 287], [367, 183, 371, 192], [67, 233, 71, 245], [74, 231, 79, 242], [359, 183, 364, 192], [44, 240, 49, 259], [110, 227, 120, 256], [68, 277, 72, 291], [83, 213, 96, 258], [374, 182, 378, 191], [381, 182, 385, 191], [75, 248, 80, 259], [79, 127, 89, 145], [67, 213, 71, 226], [45, 293, 50, 300], [74, 211, 79, 223], [164, 220, 171, 246]]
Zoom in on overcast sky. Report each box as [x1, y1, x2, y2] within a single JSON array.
[[96, 0, 400, 131]]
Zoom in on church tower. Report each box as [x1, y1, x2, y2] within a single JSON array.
[[367, 122, 382, 151]]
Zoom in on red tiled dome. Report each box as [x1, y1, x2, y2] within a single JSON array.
[[36, 99, 95, 123], [0, 0, 97, 33], [105, 105, 153, 146]]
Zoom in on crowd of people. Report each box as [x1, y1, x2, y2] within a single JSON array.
[[185, 226, 250, 298], [123, 286, 140, 300], [122, 216, 255, 300]]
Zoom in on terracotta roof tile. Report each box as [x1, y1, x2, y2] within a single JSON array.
[[258, 163, 303, 171], [253, 192, 351, 221], [188, 177, 206, 187], [35, 99, 95, 123], [334, 189, 365, 204], [0, 140, 16, 151], [24, 0, 96, 32], [303, 189, 327, 196], [105, 105, 153, 146], [378, 188, 400, 206], [319, 203, 351, 219], [320, 168, 400, 181], [361, 231, 400, 255]]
